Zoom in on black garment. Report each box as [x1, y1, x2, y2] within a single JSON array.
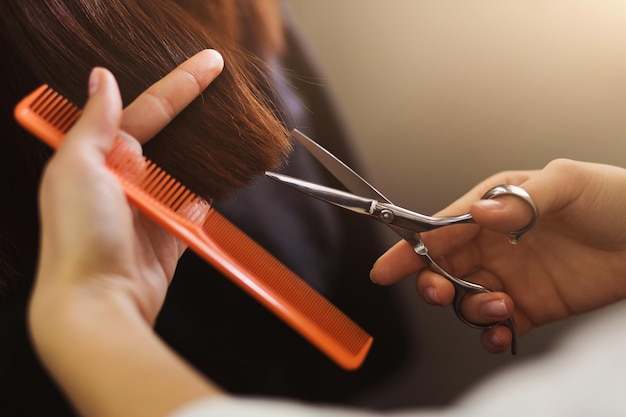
[[0, 9, 416, 416]]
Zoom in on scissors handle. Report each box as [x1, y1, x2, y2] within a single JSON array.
[[402, 184, 536, 355], [408, 236, 519, 354]]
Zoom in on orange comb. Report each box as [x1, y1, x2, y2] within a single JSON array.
[[14, 85, 373, 370]]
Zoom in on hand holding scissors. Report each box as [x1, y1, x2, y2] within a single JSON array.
[[267, 130, 538, 354]]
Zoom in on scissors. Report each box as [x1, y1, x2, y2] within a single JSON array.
[[266, 129, 538, 354]]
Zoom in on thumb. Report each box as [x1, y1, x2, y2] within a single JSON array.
[[470, 193, 536, 237], [470, 161, 582, 237], [60, 67, 123, 156]]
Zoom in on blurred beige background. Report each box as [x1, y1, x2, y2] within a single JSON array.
[[287, 0, 626, 409]]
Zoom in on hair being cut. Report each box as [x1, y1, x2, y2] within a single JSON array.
[[0, 0, 290, 293]]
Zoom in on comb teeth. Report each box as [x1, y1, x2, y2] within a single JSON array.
[[29, 85, 81, 133], [106, 140, 211, 226], [15, 85, 211, 226], [14, 85, 82, 149], [14, 84, 373, 370]]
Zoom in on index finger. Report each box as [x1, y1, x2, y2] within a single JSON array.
[[370, 239, 428, 285], [121, 49, 224, 144]]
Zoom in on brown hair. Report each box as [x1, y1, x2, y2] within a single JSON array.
[[175, 0, 286, 58], [0, 0, 290, 293]]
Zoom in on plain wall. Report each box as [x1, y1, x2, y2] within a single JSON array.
[[287, 0, 626, 409]]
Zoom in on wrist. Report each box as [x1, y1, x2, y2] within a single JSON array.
[[28, 281, 221, 417], [29, 280, 140, 350]]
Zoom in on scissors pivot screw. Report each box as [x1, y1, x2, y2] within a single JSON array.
[[379, 209, 395, 223]]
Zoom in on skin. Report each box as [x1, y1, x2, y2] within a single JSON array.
[[29, 50, 227, 417], [370, 160, 626, 353]]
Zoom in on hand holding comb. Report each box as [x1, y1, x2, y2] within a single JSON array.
[[14, 84, 373, 370]]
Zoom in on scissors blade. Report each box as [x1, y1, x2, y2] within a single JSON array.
[[289, 130, 428, 241], [291, 130, 392, 203], [266, 171, 454, 234], [266, 171, 377, 215]]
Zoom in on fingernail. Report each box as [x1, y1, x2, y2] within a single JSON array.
[[88, 68, 101, 96], [490, 331, 505, 348], [475, 199, 505, 210], [424, 287, 440, 304], [201, 49, 224, 72], [482, 299, 509, 319], [208, 49, 224, 67]]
